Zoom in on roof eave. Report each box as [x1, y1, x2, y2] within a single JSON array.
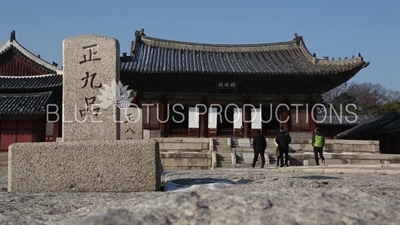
[[0, 34, 62, 74]]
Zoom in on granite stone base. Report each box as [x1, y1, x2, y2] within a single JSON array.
[[8, 140, 162, 192]]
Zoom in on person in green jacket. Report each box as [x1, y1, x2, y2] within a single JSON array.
[[312, 127, 325, 165]]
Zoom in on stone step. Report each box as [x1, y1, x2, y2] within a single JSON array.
[[0, 165, 7, 174], [160, 149, 208, 153], [217, 164, 236, 168], [216, 145, 229, 148], [233, 163, 255, 168], [235, 152, 270, 165], [0, 152, 7, 161], [217, 155, 233, 162], [217, 152, 235, 167]]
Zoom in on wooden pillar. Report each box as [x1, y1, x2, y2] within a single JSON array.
[[279, 100, 290, 132], [159, 96, 167, 137], [199, 96, 208, 138], [243, 99, 251, 138], [309, 100, 317, 132], [130, 92, 138, 105]]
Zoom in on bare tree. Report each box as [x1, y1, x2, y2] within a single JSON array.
[[347, 82, 389, 108], [321, 83, 349, 105], [322, 82, 400, 116], [387, 90, 400, 102]]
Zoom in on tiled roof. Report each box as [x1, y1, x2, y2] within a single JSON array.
[[0, 31, 63, 75], [373, 115, 400, 134], [0, 74, 62, 90], [337, 110, 400, 138], [121, 29, 370, 75], [316, 113, 372, 126], [0, 92, 53, 116]]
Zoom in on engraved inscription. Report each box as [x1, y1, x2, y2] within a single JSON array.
[[77, 42, 103, 119], [79, 101, 101, 118], [124, 113, 134, 123], [84, 97, 96, 106], [79, 44, 101, 64], [125, 127, 136, 140], [81, 72, 103, 89], [125, 128, 135, 134], [79, 96, 100, 117]]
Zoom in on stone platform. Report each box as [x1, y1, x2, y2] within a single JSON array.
[[8, 140, 162, 192]]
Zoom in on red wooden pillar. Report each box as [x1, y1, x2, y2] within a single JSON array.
[[279, 101, 290, 132], [243, 99, 251, 138], [309, 100, 317, 132], [199, 96, 208, 138], [159, 96, 168, 137]]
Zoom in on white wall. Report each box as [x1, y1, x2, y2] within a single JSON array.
[[251, 108, 262, 129], [234, 108, 243, 129], [208, 107, 218, 128], [188, 107, 199, 128]]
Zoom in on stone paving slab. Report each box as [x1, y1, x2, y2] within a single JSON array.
[[216, 164, 400, 175]]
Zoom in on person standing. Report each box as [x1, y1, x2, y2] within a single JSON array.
[[275, 126, 291, 167], [252, 130, 267, 168], [274, 139, 281, 167], [312, 127, 326, 165], [240, 126, 245, 138]]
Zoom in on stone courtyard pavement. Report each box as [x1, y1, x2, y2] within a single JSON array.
[[1, 164, 400, 224]]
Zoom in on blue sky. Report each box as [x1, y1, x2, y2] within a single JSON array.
[[0, 0, 399, 92]]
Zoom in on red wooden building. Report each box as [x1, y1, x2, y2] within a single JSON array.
[[120, 29, 370, 138], [0, 31, 63, 151], [0, 29, 371, 150]]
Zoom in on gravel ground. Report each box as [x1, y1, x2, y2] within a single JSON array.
[[1, 168, 400, 225]]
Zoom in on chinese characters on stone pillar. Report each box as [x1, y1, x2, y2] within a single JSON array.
[[125, 113, 135, 140], [78, 44, 102, 118]]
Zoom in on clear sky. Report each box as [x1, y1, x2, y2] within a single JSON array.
[[0, 0, 399, 92]]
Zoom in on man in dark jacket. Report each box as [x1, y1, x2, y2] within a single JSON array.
[[252, 130, 267, 168], [275, 126, 291, 167]]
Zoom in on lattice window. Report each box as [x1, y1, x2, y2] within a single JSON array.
[[290, 108, 309, 130]]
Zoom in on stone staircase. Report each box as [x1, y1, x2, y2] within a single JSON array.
[[153, 138, 212, 170], [154, 138, 210, 153], [0, 152, 7, 174], [214, 138, 235, 168], [232, 138, 271, 168]]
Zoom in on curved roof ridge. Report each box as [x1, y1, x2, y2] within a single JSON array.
[[295, 37, 369, 67], [0, 73, 61, 78], [133, 30, 369, 67], [134, 30, 300, 53], [141, 35, 298, 48], [0, 91, 53, 97], [0, 32, 63, 74]]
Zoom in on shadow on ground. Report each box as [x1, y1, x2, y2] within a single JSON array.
[[168, 178, 237, 185], [292, 175, 343, 180]]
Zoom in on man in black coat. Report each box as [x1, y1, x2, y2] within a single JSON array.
[[275, 126, 292, 167], [252, 130, 267, 168]]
